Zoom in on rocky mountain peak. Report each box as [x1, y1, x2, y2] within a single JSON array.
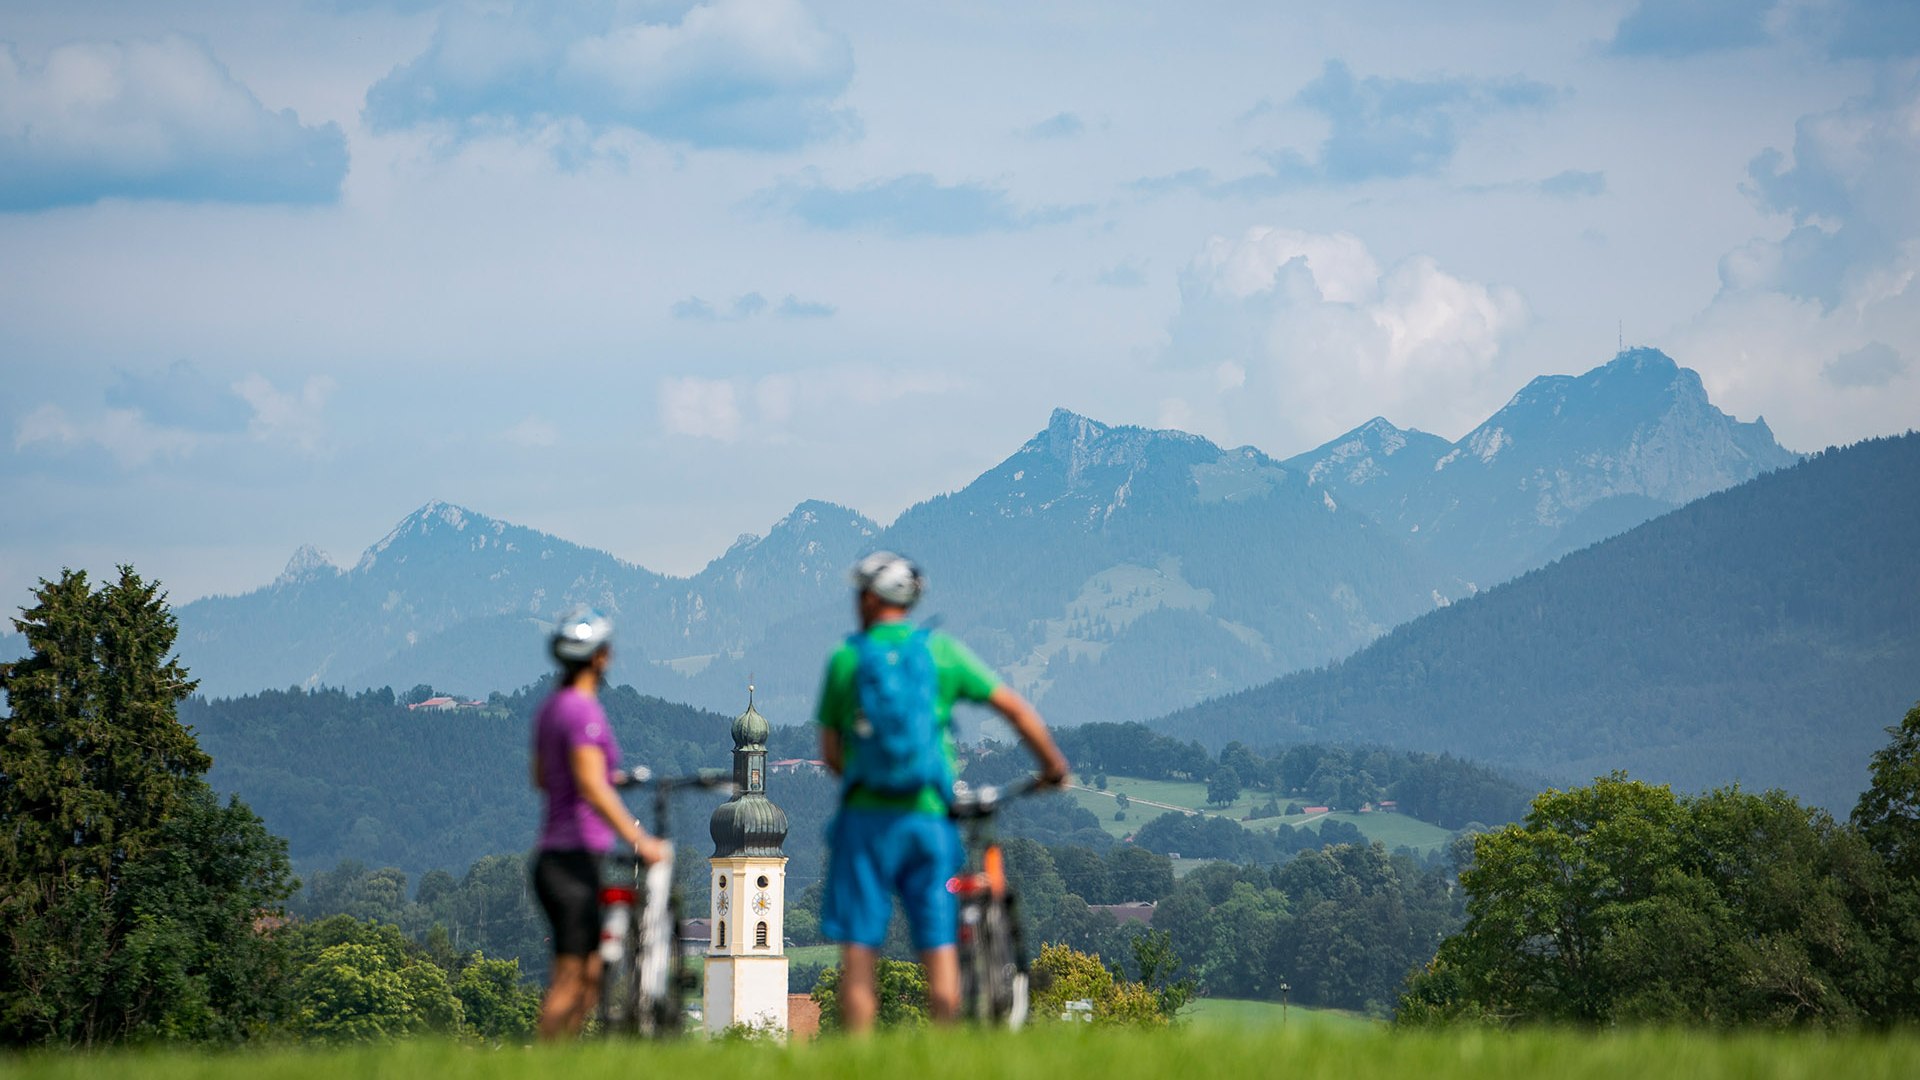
[[354, 500, 513, 572], [1022, 408, 1210, 485], [274, 544, 339, 588], [1032, 408, 1112, 458], [1605, 346, 1681, 376], [1283, 416, 1451, 490]]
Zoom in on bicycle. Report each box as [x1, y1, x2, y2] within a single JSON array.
[[596, 766, 732, 1037], [948, 775, 1045, 1028]]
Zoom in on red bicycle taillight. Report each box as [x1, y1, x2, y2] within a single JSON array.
[[947, 873, 988, 897], [600, 886, 638, 904]]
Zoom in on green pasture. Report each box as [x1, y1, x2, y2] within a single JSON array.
[[1180, 997, 1376, 1032], [1251, 810, 1455, 854], [1069, 777, 1455, 854], [788, 944, 839, 966], [10, 1025, 1919, 1080]]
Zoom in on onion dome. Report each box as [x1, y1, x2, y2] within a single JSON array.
[[731, 697, 769, 749], [710, 687, 788, 857], [709, 793, 790, 858]]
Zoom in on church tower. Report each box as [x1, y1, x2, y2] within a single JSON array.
[[703, 689, 790, 1036]]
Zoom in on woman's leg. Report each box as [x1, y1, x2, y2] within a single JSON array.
[[539, 955, 590, 1041]]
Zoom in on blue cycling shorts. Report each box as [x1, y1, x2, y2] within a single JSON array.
[[821, 808, 962, 951]]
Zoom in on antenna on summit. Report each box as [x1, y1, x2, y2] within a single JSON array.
[[1618, 319, 1624, 353]]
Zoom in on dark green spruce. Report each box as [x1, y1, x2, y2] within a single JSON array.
[[0, 567, 293, 1046]]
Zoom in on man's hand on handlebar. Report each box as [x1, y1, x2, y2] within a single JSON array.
[[1038, 750, 1070, 789]]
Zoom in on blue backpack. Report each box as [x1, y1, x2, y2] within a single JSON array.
[[844, 627, 952, 802]]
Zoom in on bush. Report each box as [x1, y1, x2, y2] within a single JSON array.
[[1029, 944, 1165, 1027], [809, 960, 929, 1033]]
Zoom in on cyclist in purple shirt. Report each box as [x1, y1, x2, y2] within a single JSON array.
[[529, 607, 666, 1041]]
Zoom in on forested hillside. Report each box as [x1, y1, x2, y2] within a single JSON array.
[[186, 684, 744, 879], [1155, 433, 1920, 811]]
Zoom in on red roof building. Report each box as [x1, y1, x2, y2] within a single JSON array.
[[1089, 901, 1157, 926]]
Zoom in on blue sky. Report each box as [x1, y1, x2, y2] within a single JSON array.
[[2, 0, 1917, 609]]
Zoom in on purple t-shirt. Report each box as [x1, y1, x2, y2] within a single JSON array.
[[533, 687, 622, 853]]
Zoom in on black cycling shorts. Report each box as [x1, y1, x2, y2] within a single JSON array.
[[532, 850, 603, 958]]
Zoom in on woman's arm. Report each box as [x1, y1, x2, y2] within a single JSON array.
[[570, 743, 667, 863]]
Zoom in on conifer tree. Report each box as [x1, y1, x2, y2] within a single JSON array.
[[0, 567, 290, 1045]]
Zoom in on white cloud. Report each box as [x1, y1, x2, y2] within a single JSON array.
[[0, 36, 346, 211], [365, 0, 856, 151], [754, 374, 797, 428], [658, 367, 963, 442], [659, 376, 744, 441], [13, 403, 200, 466], [1673, 70, 1920, 449], [1163, 227, 1527, 446], [233, 374, 336, 452]]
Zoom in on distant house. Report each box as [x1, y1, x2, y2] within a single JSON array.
[[680, 918, 711, 959], [407, 696, 484, 711], [769, 758, 828, 775], [1301, 805, 1331, 814], [1089, 901, 1156, 927], [1377, 800, 1399, 812]]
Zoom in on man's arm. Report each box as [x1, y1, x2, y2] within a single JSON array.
[[569, 744, 666, 863], [986, 684, 1069, 786], [820, 726, 845, 777]]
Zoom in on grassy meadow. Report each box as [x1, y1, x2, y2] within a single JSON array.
[[1180, 997, 1375, 1032], [1067, 776, 1455, 854], [8, 1025, 1919, 1080]]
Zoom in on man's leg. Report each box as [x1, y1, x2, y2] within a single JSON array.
[[922, 944, 960, 1023], [840, 944, 880, 1034]]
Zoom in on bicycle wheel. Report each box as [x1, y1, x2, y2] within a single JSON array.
[[957, 894, 990, 1023], [979, 894, 1029, 1028], [597, 889, 642, 1035]]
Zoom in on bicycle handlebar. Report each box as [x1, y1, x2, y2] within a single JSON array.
[[611, 766, 736, 795], [949, 774, 1050, 820]]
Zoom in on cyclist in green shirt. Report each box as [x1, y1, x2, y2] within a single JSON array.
[[817, 551, 1069, 1034]]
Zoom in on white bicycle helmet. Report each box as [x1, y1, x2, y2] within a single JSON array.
[[850, 551, 925, 608], [551, 606, 614, 663]]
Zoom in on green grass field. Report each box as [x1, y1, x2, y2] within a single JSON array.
[[9, 1025, 1919, 1080], [1069, 777, 1454, 856], [1180, 997, 1376, 1032], [788, 944, 839, 966]]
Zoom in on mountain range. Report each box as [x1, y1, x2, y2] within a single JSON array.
[[1282, 348, 1800, 585], [2, 349, 1802, 732], [1154, 432, 1920, 810]]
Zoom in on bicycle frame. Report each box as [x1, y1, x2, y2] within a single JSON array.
[[596, 767, 732, 1038], [948, 776, 1043, 1028]]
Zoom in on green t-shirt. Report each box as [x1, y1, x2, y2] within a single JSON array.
[[815, 621, 1002, 815]]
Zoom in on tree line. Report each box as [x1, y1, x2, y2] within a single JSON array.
[[0, 569, 540, 1046], [1402, 703, 1920, 1028]]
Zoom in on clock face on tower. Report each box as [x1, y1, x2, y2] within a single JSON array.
[[716, 890, 730, 916], [752, 891, 772, 916]]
